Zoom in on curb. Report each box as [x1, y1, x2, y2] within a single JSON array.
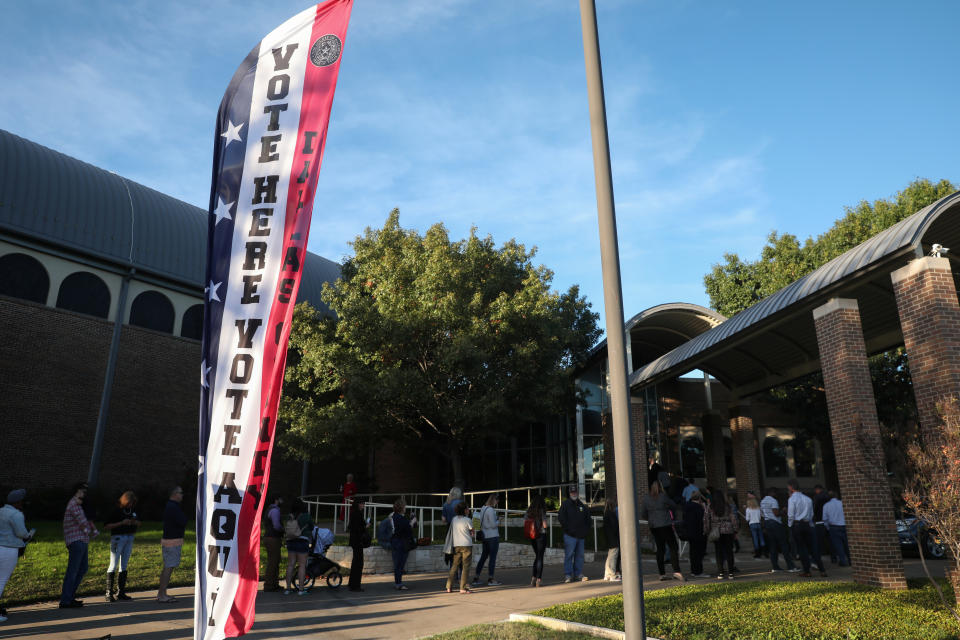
[[508, 613, 660, 639]]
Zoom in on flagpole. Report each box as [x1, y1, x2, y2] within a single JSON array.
[[578, 1, 647, 639]]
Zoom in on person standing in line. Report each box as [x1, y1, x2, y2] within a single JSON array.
[[640, 481, 684, 582], [602, 499, 621, 581], [262, 496, 284, 592], [745, 496, 765, 559], [157, 486, 186, 603], [787, 479, 826, 578], [445, 502, 474, 594], [558, 485, 592, 583], [390, 498, 414, 591], [681, 479, 699, 503], [340, 473, 357, 522], [703, 492, 738, 580], [525, 494, 548, 587], [822, 491, 850, 567], [812, 484, 833, 563], [760, 487, 798, 573], [473, 493, 502, 586], [682, 490, 708, 578], [103, 491, 140, 602], [59, 482, 99, 609], [0, 489, 35, 622], [347, 498, 369, 592], [284, 499, 313, 595]]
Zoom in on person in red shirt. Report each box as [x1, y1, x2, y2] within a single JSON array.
[[340, 474, 357, 521]]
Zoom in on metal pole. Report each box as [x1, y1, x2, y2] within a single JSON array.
[[576, 407, 586, 496], [87, 269, 133, 487], [578, 2, 646, 638]]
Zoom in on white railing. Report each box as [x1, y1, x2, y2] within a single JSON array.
[[301, 479, 607, 515], [301, 499, 615, 553]]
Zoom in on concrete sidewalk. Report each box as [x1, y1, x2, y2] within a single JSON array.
[[0, 555, 945, 640]]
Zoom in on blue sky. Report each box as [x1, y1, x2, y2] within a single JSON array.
[[2, 1, 958, 327]]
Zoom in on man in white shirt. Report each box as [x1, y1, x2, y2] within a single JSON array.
[[822, 492, 850, 567], [787, 479, 826, 577], [760, 488, 798, 572]]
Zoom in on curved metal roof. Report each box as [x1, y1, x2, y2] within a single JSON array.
[[584, 302, 726, 372], [0, 128, 338, 311], [630, 190, 960, 395]]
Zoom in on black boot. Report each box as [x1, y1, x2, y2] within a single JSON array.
[[116, 571, 132, 601], [105, 573, 116, 602]]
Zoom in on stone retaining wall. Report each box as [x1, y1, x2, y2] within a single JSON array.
[[325, 542, 596, 575]]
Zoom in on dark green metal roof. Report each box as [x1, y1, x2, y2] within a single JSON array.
[[0, 128, 338, 310]]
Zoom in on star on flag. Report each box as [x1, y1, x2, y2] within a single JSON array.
[[213, 197, 234, 225], [201, 360, 212, 388], [221, 120, 244, 146], [206, 281, 222, 302]]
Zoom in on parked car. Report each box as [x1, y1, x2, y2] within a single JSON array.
[[896, 516, 945, 559]]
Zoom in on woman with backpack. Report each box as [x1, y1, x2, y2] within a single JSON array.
[[472, 493, 501, 586], [524, 494, 548, 587], [284, 499, 313, 595], [347, 498, 369, 592], [703, 492, 739, 580]]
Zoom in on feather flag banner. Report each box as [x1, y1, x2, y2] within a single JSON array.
[[195, 2, 352, 638]]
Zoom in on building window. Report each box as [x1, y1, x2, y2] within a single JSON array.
[[680, 435, 706, 478], [181, 304, 204, 340], [56, 271, 110, 318], [793, 437, 817, 477], [724, 436, 734, 478], [0, 253, 49, 303], [129, 290, 174, 333], [763, 436, 789, 477]]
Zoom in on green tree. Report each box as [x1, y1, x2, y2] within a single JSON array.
[[279, 210, 601, 484], [703, 178, 956, 487]]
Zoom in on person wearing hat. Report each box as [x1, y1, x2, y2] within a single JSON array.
[[0, 489, 36, 622], [558, 485, 592, 583]]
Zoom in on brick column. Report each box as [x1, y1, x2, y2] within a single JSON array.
[[813, 298, 906, 589], [729, 405, 761, 513], [600, 401, 649, 503], [891, 257, 960, 444], [702, 412, 727, 492]]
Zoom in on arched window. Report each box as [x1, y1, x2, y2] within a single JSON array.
[[129, 290, 174, 334], [793, 437, 817, 477], [56, 271, 110, 318], [763, 436, 789, 477], [0, 253, 49, 303], [181, 303, 204, 340], [680, 435, 706, 478]]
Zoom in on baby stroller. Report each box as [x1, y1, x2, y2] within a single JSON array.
[[295, 527, 343, 589]]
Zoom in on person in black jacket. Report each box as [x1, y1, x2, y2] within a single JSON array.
[[602, 500, 620, 581], [157, 487, 186, 603], [682, 491, 708, 578], [558, 486, 592, 583], [347, 498, 368, 592]]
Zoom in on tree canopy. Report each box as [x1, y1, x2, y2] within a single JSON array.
[[702, 178, 956, 488], [279, 210, 600, 484]]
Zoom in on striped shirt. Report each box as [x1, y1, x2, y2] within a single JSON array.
[[63, 497, 97, 546]]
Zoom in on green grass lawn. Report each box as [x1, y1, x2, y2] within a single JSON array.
[[426, 621, 596, 639], [2, 520, 296, 606], [534, 579, 960, 640]]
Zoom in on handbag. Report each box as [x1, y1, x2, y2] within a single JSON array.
[[405, 536, 417, 552], [359, 528, 372, 549], [523, 517, 538, 540], [707, 524, 720, 542]]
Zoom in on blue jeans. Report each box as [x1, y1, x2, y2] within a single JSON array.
[[828, 526, 850, 566], [749, 523, 765, 554], [60, 541, 89, 605], [390, 538, 408, 585], [563, 534, 585, 578], [476, 536, 499, 578], [108, 535, 135, 573]]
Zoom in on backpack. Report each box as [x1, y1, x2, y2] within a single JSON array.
[[377, 514, 395, 550], [283, 514, 302, 540], [523, 517, 538, 540]]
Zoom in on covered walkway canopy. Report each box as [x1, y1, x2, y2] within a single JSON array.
[[629, 191, 960, 397]]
